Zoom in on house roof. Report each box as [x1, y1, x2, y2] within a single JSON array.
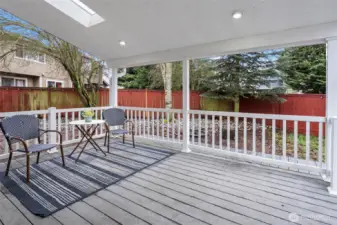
[[1, 0, 337, 67]]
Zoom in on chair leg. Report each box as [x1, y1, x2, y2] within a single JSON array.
[[107, 134, 110, 153], [60, 145, 65, 167], [104, 132, 108, 146], [36, 152, 40, 164], [132, 133, 135, 148], [26, 154, 30, 183], [5, 152, 13, 176], [123, 134, 125, 144]]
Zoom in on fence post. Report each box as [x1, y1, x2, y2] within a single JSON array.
[[48, 107, 57, 152], [328, 118, 337, 196]]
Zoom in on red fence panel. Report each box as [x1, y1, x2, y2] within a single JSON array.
[[240, 94, 326, 135]]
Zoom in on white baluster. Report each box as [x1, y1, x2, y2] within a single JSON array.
[[212, 115, 215, 149], [272, 119, 276, 159], [282, 120, 287, 160], [152, 111, 155, 139], [252, 118, 256, 155], [294, 121, 298, 160], [172, 112, 175, 142], [65, 112, 68, 141], [198, 113, 201, 146], [205, 115, 208, 147], [227, 116, 230, 151], [192, 113, 195, 145], [167, 111, 170, 140], [244, 117, 247, 154], [43, 113, 47, 144], [157, 110, 160, 138], [72, 111, 75, 139], [262, 119, 266, 157], [219, 116, 223, 150], [306, 121, 310, 161], [318, 122, 323, 168], [235, 117, 238, 152], [162, 111, 165, 140]]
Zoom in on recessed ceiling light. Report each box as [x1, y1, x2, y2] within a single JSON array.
[[232, 11, 243, 19], [119, 40, 126, 47]]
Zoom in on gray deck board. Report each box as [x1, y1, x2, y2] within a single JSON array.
[[0, 184, 61, 225], [128, 174, 292, 225], [0, 191, 31, 225], [68, 201, 119, 225], [166, 157, 336, 201], [0, 139, 336, 225], [117, 180, 240, 225], [96, 190, 177, 225], [83, 195, 149, 225], [53, 207, 91, 225]]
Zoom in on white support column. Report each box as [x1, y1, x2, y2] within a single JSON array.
[[182, 59, 191, 152], [327, 38, 337, 195], [109, 67, 118, 107]]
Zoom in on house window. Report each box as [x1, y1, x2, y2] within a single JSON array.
[[15, 46, 46, 63], [47, 80, 63, 88], [1, 76, 27, 87]]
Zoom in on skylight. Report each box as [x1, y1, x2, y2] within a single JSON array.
[[44, 0, 104, 27]]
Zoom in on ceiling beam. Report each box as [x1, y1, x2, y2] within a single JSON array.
[[107, 21, 337, 68]]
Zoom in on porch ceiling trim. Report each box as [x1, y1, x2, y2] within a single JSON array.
[[107, 21, 337, 67]]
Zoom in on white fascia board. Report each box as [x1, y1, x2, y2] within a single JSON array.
[[107, 21, 337, 68]]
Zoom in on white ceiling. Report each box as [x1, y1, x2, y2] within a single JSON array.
[[1, 0, 337, 67]]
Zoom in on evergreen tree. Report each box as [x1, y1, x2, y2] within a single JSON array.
[[203, 52, 284, 112], [277, 44, 326, 93]]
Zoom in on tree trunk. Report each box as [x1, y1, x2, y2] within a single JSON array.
[[234, 97, 240, 112], [160, 63, 172, 109]]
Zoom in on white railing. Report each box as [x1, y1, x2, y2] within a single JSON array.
[[0, 106, 328, 174], [120, 107, 183, 143], [189, 110, 326, 173]]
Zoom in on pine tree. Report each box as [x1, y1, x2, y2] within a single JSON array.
[[277, 44, 326, 93], [203, 52, 284, 112]]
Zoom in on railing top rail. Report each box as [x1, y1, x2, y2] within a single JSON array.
[[119, 106, 183, 113], [55, 106, 112, 113], [0, 110, 49, 118], [190, 110, 326, 122]]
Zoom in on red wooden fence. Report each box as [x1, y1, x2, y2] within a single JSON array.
[[0, 88, 325, 116], [0, 88, 326, 135], [118, 89, 201, 109], [240, 94, 326, 136]]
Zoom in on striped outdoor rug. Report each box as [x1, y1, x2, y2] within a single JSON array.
[[1, 142, 174, 217]]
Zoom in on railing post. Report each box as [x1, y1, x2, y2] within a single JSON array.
[[48, 107, 57, 145], [182, 59, 191, 152], [328, 118, 337, 196]]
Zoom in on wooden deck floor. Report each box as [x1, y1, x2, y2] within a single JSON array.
[[0, 139, 336, 225]]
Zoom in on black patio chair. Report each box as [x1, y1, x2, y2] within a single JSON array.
[[103, 108, 135, 152], [0, 115, 65, 183]]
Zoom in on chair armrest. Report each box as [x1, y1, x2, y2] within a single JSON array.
[[124, 120, 135, 131], [8, 136, 29, 153], [39, 129, 63, 144]]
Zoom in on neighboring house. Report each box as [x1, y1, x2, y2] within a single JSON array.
[[257, 77, 286, 90], [0, 46, 72, 88]]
